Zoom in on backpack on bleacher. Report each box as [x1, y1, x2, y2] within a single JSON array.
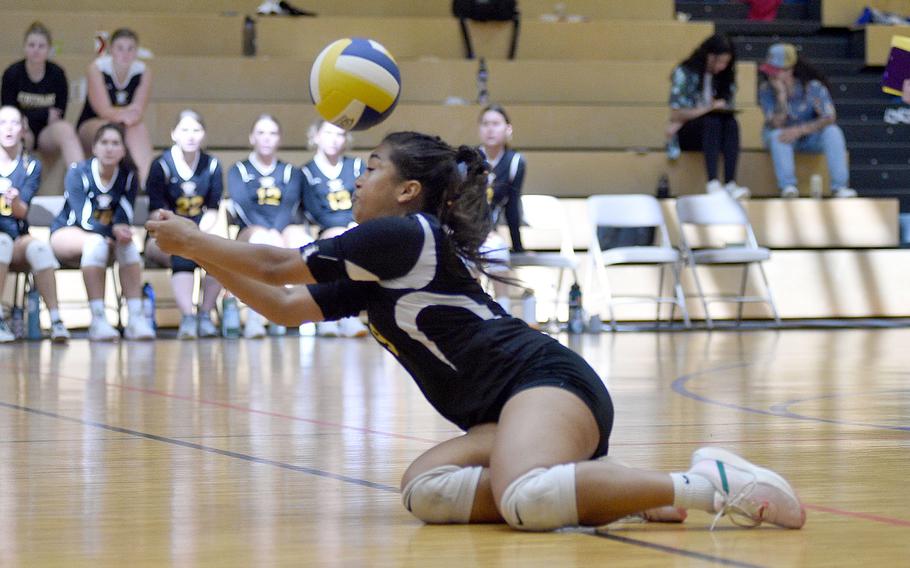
[[452, 0, 518, 21]]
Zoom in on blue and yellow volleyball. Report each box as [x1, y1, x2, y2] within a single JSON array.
[[309, 38, 401, 131]]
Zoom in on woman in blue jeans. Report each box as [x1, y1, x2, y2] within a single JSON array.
[[758, 43, 855, 198]]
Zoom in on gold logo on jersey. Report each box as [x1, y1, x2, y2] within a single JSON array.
[[0, 196, 11, 216], [176, 195, 204, 217], [369, 322, 399, 357], [327, 189, 352, 211]]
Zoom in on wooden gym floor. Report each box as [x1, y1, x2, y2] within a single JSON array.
[[0, 328, 908, 567]]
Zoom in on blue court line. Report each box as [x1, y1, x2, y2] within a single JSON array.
[[595, 533, 767, 568], [671, 363, 910, 432], [0, 400, 398, 493]]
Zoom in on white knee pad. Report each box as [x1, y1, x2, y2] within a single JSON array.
[[401, 465, 483, 524], [0, 233, 13, 264], [114, 241, 142, 266], [249, 229, 282, 247], [80, 233, 110, 268], [499, 464, 578, 531], [25, 239, 60, 272]]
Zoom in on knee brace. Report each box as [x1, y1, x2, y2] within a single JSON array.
[[171, 254, 197, 273], [114, 241, 141, 266], [401, 465, 483, 524], [248, 229, 282, 247], [80, 233, 110, 268], [25, 239, 60, 272], [0, 233, 13, 264], [499, 464, 578, 531]]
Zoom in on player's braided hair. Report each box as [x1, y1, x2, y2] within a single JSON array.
[[382, 131, 505, 278]]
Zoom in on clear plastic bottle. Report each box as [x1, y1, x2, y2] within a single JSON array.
[[221, 296, 241, 338], [26, 286, 41, 340], [142, 282, 157, 331], [810, 174, 823, 199], [567, 283, 584, 334]]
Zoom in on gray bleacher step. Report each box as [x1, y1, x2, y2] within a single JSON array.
[[836, 99, 907, 120], [839, 119, 910, 143], [830, 76, 891, 100], [851, 164, 910, 188], [713, 20, 822, 36], [733, 35, 851, 60], [848, 142, 910, 166]]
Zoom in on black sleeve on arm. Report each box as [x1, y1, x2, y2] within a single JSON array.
[[300, 215, 425, 283], [146, 161, 166, 212], [53, 64, 69, 114], [307, 280, 372, 321], [1, 65, 18, 107]]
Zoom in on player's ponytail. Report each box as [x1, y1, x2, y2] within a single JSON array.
[[381, 132, 498, 276]]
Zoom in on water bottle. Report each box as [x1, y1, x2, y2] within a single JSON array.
[[242, 16, 256, 57], [221, 296, 241, 338], [656, 174, 671, 199], [521, 290, 537, 326], [26, 286, 41, 340], [476, 57, 489, 105], [567, 283, 584, 334], [10, 306, 24, 339], [810, 174, 823, 199], [142, 282, 157, 331]]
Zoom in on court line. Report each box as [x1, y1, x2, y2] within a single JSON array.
[[0, 400, 399, 494], [595, 533, 767, 568], [803, 504, 910, 528]]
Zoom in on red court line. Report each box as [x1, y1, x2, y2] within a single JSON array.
[[804, 504, 910, 528]]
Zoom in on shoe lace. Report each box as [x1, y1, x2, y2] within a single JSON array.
[[710, 469, 763, 531]]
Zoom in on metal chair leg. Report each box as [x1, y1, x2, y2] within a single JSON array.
[[688, 260, 712, 329], [757, 262, 781, 325], [656, 264, 666, 325], [671, 262, 691, 328], [737, 264, 749, 325]]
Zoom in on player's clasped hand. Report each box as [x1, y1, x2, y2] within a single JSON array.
[[146, 210, 200, 257]]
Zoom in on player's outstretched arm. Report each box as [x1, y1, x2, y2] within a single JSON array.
[[202, 258, 324, 326], [146, 211, 315, 285]]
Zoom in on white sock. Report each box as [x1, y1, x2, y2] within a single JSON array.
[[126, 298, 143, 321], [49, 308, 61, 323], [670, 472, 716, 512], [89, 299, 106, 319]]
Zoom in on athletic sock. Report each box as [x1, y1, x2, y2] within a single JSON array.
[[89, 299, 106, 319], [670, 472, 716, 512]]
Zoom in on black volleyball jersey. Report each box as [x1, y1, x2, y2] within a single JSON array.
[[228, 158, 301, 231], [78, 55, 145, 126], [301, 155, 361, 229], [481, 147, 526, 252], [1, 60, 69, 138], [147, 147, 223, 224], [0, 153, 41, 239], [51, 158, 137, 239], [301, 213, 564, 430]]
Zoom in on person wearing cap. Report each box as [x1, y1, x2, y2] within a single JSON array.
[[758, 43, 856, 198], [667, 34, 750, 200]]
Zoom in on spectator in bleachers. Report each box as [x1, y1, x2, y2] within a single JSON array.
[[301, 119, 367, 338], [145, 110, 224, 340], [77, 28, 154, 188], [227, 114, 306, 338], [667, 34, 750, 200], [0, 106, 69, 343], [1, 22, 84, 168], [49, 123, 154, 341], [758, 43, 855, 198], [477, 104, 526, 315]]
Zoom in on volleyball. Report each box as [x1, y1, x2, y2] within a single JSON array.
[[309, 38, 401, 131]]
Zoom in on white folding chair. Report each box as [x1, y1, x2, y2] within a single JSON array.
[[585, 194, 690, 329], [508, 195, 579, 322], [675, 192, 781, 328]]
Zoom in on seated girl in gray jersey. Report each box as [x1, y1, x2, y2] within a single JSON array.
[[148, 131, 806, 532]]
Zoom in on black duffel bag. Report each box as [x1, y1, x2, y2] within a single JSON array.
[[452, 0, 518, 21]]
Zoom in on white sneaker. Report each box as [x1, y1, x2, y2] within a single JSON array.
[[50, 320, 70, 343], [0, 320, 16, 343], [177, 315, 198, 340], [832, 187, 857, 198], [781, 185, 799, 198], [706, 179, 725, 194], [197, 313, 219, 338], [89, 318, 120, 342], [125, 317, 155, 340], [244, 312, 266, 339], [257, 0, 281, 14], [724, 181, 751, 200], [299, 322, 317, 336], [689, 447, 806, 530], [268, 323, 287, 336], [339, 316, 369, 338], [316, 321, 340, 337]]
